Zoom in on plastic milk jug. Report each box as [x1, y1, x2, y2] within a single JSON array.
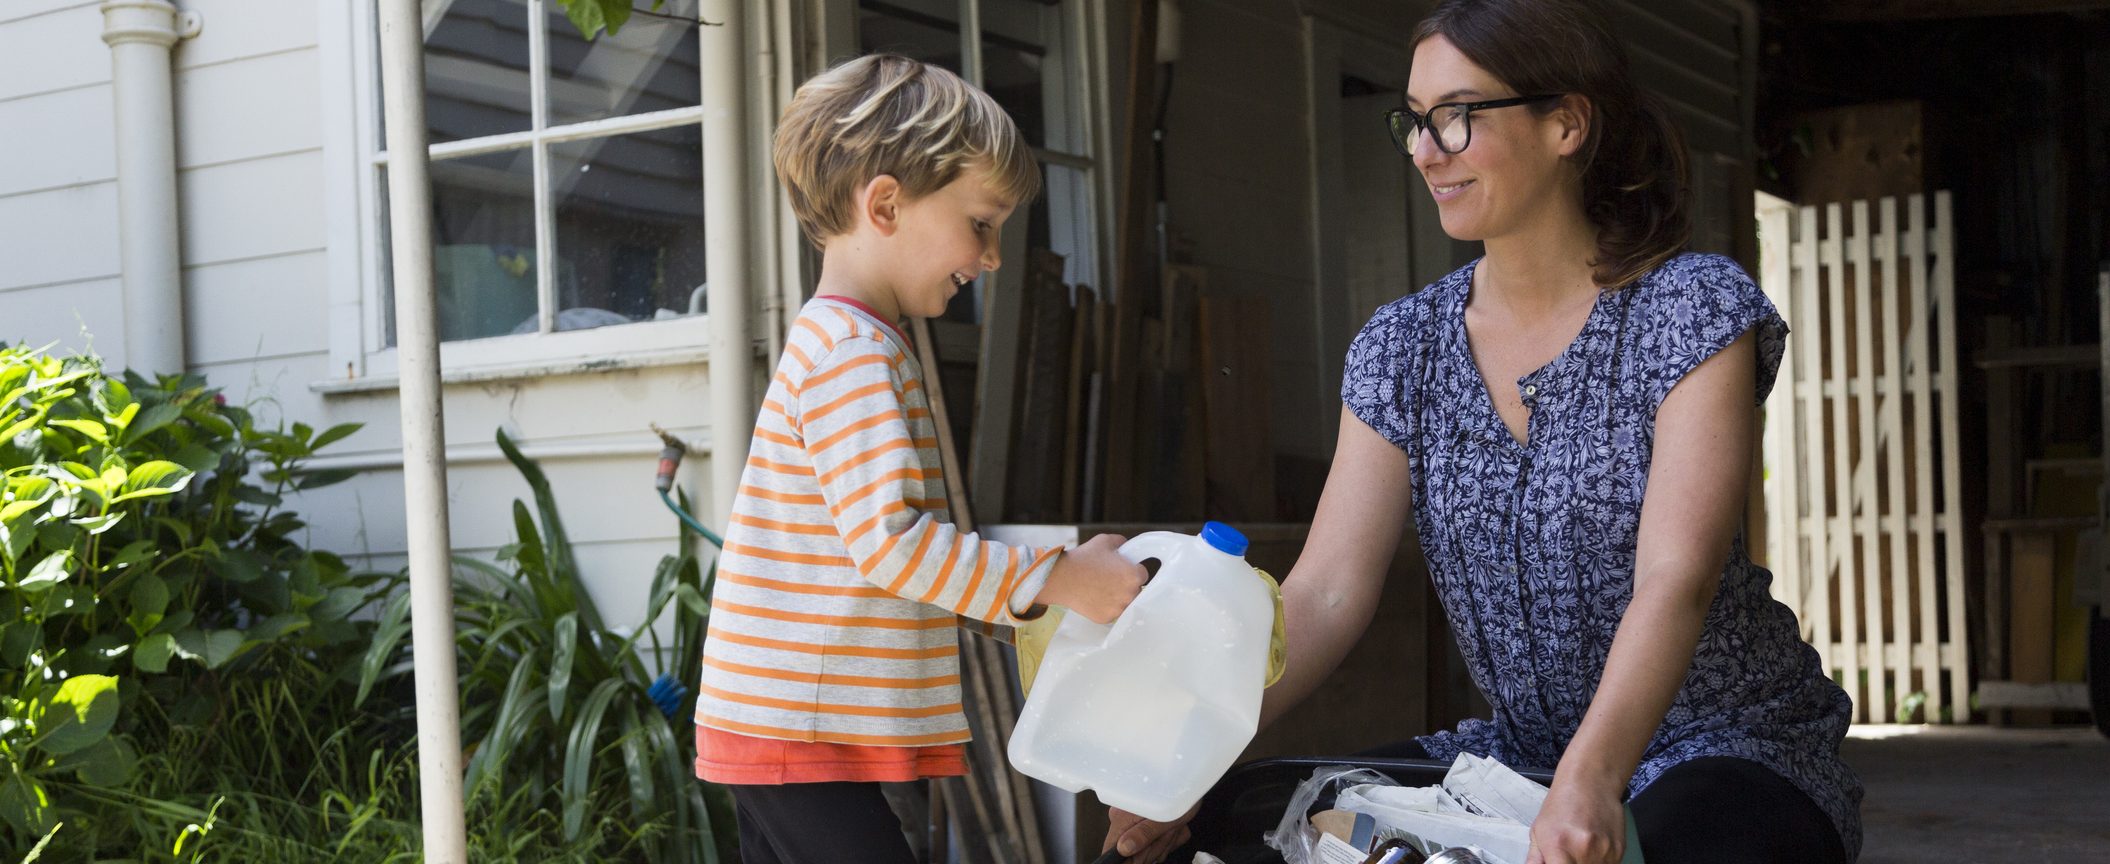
[[1007, 522, 1275, 821]]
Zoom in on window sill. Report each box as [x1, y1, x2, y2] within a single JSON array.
[[310, 343, 718, 395], [311, 311, 753, 395]]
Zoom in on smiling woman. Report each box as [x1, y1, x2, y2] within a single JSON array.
[[1101, 3, 1863, 864]]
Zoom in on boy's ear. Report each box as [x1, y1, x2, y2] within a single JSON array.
[[859, 174, 905, 237]]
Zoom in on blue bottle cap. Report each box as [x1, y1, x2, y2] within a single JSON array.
[[1201, 521, 1248, 556]]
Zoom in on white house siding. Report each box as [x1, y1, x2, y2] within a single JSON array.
[[0, 0, 721, 646], [2, 3, 124, 361]]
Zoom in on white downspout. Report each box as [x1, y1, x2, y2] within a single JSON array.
[[376, 0, 467, 860], [702, 0, 756, 524], [99, 0, 197, 374]]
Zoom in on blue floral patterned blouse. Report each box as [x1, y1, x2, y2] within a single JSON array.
[[1342, 252, 1862, 858]]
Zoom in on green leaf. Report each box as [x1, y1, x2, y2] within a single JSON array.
[[19, 550, 73, 593], [133, 632, 176, 673], [102, 377, 133, 412], [465, 659, 542, 794], [289, 555, 323, 603], [309, 586, 368, 622], [48, 418, 109, 445], [562, 678, 626, 840], [561, 0, 609, 39], [0, 409, 47, 446], [35, 584, 93, 619], [673, 582, 713, 619], [617, 706, 656, 820], [549, 611, 578, 723], [60, 736, 136, 786], [79, 632, 129, 672], [112, 460, 193, 502], [128, 573, 170, 634], [173, 443, 221, 475], [246, 612, 310, 643], [120, 402, 183, 445], [107, 401, 140, 432], [33, 673, 119, 756], [70, 511, 125, 535], [0, 771, 53, 837], [2, 520, 37, 568], [310, 422, 363, 451], [108, 538, 157, 569], [172, 628, 244, 668], [216, 550, 265, 584], [355, 593, 413, 707], [2, 621, 41, 663], [153, 515, 194, 547], [2, 497, 48, 525], [292, 468, 360, 491], [499, 427, 602, 630]]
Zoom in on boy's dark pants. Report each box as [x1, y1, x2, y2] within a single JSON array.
[[731, 782, 919, 864]]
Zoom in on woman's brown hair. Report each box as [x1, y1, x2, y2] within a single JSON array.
[[1412, 0, 1690, 288]]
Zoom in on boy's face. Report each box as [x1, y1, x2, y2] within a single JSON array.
[[886, 168, 1016, 319]]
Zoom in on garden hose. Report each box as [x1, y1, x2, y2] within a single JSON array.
[[652, 424, 723, 547], [648, 424, 723, 719]]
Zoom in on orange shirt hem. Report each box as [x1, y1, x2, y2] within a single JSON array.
[[694, 724, 968, 785]]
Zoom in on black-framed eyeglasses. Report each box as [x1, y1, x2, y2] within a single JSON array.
[[1385, 94, 1564, 156]]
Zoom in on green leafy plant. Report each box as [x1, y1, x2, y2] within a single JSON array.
[[358, 428, 733, 863], [5, 343, 731, 861], [552, 0, 669, 39], [0, 344, 384, 858]]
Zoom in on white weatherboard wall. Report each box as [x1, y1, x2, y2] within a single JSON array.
[[0, 0, 720, 647]]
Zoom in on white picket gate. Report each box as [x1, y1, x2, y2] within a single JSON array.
[[1757, 191, 1971, 724]]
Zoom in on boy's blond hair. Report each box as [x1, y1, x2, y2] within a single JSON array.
[[774, 54, 1041, 249]]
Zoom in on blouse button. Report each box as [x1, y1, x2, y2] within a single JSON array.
[[1523, 384, 1539, 397]]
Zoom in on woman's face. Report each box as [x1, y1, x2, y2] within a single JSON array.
[[1405, 36, 1581, 243]]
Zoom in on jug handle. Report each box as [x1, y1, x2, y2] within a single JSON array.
[[1114, 531, 1187, 575], [1100, 531, 1190, 641]]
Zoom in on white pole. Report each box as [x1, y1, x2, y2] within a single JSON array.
[[703, 0, 756, 524], [99, 0, 192, 375], [375, 0, 467, 859]]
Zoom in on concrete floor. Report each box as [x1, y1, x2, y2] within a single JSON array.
[[1844, 724, 2110, 862]]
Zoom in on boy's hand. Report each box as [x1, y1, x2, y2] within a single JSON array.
[[1035, 533, 1147, 624]]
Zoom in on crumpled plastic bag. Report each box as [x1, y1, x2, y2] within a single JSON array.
[[1261, 764, 1402, 864], [1333, 754, 1644, 864], [1015, 566, 1286, 696]]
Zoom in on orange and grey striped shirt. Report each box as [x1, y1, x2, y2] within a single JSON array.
[[694, 297, 1060, 747]]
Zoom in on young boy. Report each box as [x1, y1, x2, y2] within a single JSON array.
[[693, 54, 1149, 863]]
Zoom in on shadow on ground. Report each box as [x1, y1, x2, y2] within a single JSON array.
[[1845, 725, 2110, 862]]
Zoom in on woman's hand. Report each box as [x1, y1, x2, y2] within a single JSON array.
[[1101, 804, 1198, 864], [1525, 774, 1626, 864]]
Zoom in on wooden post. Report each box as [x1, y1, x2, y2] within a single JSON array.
[[1851, 200, 1888, 720], [1796, 204, 1836, 687], [1757, 197, 1804, 629], [1824, 202, 1866, 722], [2009, 531, 2057, 725], [1876, 196, 1916, 721], [1931, 192, 1971, 723], [1905, 195, 1945, 722]]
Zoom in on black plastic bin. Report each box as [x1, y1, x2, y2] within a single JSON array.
[[1140, 756, 1556, 864]]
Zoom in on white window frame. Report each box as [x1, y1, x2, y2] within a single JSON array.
[[317, 0, 731, 393], [851, 0, 1115, 299]]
